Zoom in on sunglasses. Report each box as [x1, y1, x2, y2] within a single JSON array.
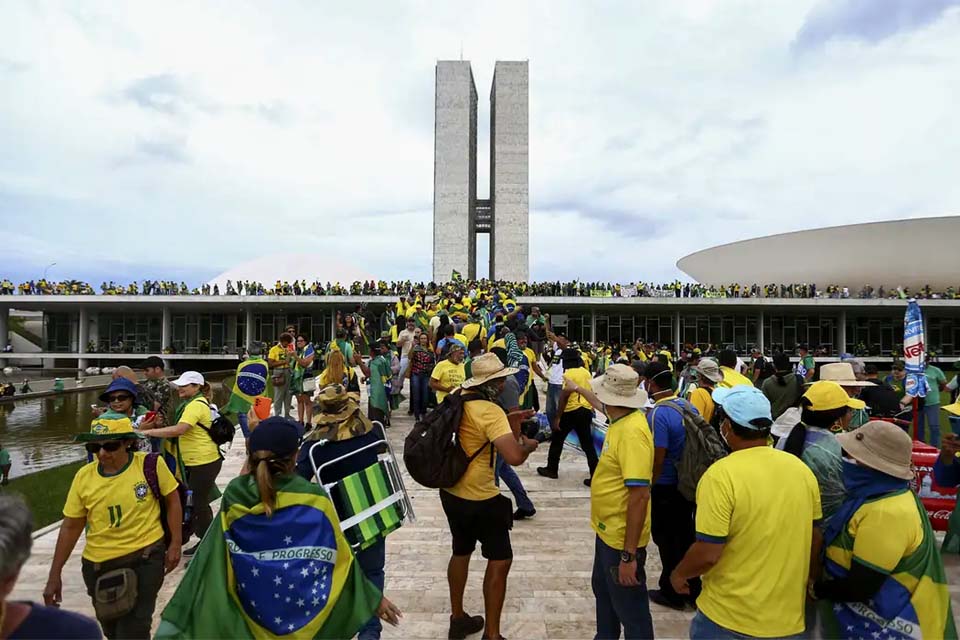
[[85, 441, 125, 454], [106, 394, 133, 403]]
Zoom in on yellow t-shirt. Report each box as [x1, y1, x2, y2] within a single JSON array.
[[462, 323, 482, 344], [688, 387, 715, 424], [443, 399, 512, 501], [63, 452, 178, 562], [268, 344, 289, 369], [563, 367, 594, 412], [695, 447, 822, 637], [431, 360, 465, 403], [170, 397, 219, 467], [490, 338, 506, 351], [718, 366, 753, 388], [591, 410, 654, 550]]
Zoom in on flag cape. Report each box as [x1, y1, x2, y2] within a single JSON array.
[[157, 474, 382, 639], [903, 300, 929, 399]]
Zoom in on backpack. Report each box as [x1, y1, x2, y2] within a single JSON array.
[[651, 400, 728, 502], [144, 453, 194, 547], [403, 391, 492, 488]]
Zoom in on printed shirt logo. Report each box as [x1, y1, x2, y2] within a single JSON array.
[[134, 481, 150, 502], [92, 423, 109, 434]]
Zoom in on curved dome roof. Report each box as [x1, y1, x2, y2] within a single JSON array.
[[677, 216, 960, 290], [209, 253, 376, 288]]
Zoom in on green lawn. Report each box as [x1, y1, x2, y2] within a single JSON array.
[[1, 461, 84, 530]]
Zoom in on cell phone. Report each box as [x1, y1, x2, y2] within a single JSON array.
[[144, 411, 158, 422]]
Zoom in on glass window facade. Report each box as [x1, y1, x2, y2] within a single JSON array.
[[44, 313, 75, 352], [96, 313, 162, 353], [925, 316, 959, 357], [254, 312, 332, 347], [844, 315, 903, 357], [766, 314, 838, 355], [595, 314, 672, 347], [681, 315, 758, 354], [171, 313, 233, 354]]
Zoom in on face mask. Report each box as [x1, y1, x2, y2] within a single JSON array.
[[720, 421, 731, 447]]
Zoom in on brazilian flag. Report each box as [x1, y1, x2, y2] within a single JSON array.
[[221, 359, 273, 422], [451, 269, 462, 282], [157, 474, 382, 639]]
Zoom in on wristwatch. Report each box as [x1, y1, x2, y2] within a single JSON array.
[[620, 550, 635, 563]]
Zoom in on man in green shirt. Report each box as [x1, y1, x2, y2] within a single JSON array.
[[0, 441, 11, 485], [917, 360, 947, 447]]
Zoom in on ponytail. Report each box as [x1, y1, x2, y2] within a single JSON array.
[[248, 450, 295, 517]]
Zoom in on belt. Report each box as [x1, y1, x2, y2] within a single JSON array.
[[87, 541, 165, 573]]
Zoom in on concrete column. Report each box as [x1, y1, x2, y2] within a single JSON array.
[[589, 311, 596, 344], [838, 310, 847, 356], [758, 311, 765, 353], [161, 307, 171, 351], [330, 309, 337, 344], [674, 311, 682, 354], [245, 308, 255, 350], [0, 307, 8, 368], [78, 308, 89, 370]]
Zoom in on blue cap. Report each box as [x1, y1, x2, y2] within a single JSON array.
[[99, 378, 139, 402], [249, 417, 302, 457], [711, 386, 773, 429]]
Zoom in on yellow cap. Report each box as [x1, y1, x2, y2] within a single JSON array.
[[802, 380, 866, 411]]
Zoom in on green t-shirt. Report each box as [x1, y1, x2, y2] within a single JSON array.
[[924, 365, 946, 406], [0, 448, 10, 466]]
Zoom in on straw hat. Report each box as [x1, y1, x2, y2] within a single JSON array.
[[944, 400, 960, 417], [814, 362, 872, 387], [836, 420, 914, 480], [593, 364, 649, 409], [692, 358, 723, 384], [461, 353, 518, 389]]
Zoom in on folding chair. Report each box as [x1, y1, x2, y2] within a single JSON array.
[[308, 422, 416, 550]]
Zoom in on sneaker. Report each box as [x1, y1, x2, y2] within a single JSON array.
[[648, 589, 686, 611], [448, 613, 484, 639], [513, 507, 536, 520], [536, 467, 558, 479], [182, 543, 201, 557]]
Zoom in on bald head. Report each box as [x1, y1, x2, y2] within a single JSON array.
[[113, 366, 138, 384]]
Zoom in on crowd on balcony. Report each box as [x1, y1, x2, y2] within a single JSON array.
[[2, 277, 959, 300]]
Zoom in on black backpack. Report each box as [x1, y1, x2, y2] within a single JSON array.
[[144, 453, 194, 547], [403, 391, 492, 488], [651, 399, 728, 502]]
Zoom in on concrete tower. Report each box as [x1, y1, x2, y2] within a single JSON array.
[[433, 60, 529, 282]]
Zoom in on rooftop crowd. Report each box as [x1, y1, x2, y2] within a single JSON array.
[[3, 277, 959, 300]]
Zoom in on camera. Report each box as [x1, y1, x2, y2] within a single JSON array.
[[521, 414, 552, 443]]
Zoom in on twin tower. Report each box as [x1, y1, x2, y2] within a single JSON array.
[[433, 61, 529, 283]]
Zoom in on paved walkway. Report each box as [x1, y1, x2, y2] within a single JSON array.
[[12, 392, 960, 638]]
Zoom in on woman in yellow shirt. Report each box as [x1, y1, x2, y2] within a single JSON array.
[[139, 371, 218, 556], [537, 349, 598, 486], [44, 415, 181, 639]]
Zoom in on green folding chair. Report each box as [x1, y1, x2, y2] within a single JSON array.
[[309, 423, 415, 550]]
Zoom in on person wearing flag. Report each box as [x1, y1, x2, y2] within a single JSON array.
[[43, 415, 183, 639], [157, 417, 402, 639], [293, 334, 317, 426], [813, 421, 957, 639]]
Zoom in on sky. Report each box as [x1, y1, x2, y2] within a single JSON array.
[[2, 0, 959, 287]]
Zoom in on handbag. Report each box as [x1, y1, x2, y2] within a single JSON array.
[[93, 567, 138, 621]]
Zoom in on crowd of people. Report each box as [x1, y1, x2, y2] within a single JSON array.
[[4, 276, 960, 300], [2, 286, 959, 639]]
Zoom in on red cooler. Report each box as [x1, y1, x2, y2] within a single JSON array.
[[910, 441, 956, 532]]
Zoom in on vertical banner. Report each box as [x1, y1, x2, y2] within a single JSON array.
[[903, 300, 930, 441]]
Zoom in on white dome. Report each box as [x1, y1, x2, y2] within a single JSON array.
[[208, 253, 376, 288]]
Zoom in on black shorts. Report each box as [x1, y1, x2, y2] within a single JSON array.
[[439, 491, 513, 561]]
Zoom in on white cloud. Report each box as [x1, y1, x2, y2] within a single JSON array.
[[0, 0, 958, 285]]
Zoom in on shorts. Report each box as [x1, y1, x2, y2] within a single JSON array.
[[439, 491, 513, 560]]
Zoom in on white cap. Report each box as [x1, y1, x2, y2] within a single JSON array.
[[170, 371, 205, 386]]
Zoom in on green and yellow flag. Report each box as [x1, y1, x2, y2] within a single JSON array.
[[157, 474, 382, 639]]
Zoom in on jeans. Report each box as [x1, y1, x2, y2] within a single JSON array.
[[591, 537, 654, 640], [651, 483, 700, 604], [690, 611, 803, 639], [411, 373, 430, 419], [546, 383, 562, 424], [546, 407, 598, 477], [355, 538, 386, 640], [495, 456, 534, 512], [273, 369, 292, 419], [186, 458, 223, 543], [81, 545, 165, 639], [237, 411, 250, 438], [917, 403, 942, 447]]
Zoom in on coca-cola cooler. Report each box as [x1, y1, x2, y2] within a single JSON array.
[[910, 441, 956, 532]]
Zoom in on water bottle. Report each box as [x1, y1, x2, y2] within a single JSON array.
[[184, 489, 194, 525], [920, 474, 933, 499]]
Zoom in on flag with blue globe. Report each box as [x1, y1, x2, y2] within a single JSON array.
[[157, 475, 382, 639]]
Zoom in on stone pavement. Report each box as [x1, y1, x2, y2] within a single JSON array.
[[12, 392, 960, 639]]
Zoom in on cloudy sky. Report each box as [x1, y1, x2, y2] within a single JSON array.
[[2, 0, 959, 287]]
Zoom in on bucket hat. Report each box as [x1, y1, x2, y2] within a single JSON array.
[[461, 353, 518, 389], [692, 358, 723, 384], [75, 415, 144, 442], [836, 420, 914, 480], [98, 378, 138, 403], [813, 362, 872, 387], [593, 364, 648, 409]]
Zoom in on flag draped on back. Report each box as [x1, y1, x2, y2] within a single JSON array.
[[156, 474, 382, 639], [903, 300, 929, 399]]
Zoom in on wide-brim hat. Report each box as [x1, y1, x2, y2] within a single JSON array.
[[98, 378, 139, 403], [836, 421, 914, 480], [461, 352, 518, 389], [943, 400, 960, 417], [692, 359, 723, 383], [593, 364, 648, 409], [75, 415, 145, 442], [812, 362, 873, 387]]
